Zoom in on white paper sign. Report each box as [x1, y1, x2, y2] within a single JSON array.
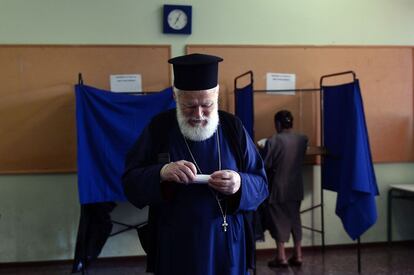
[[110, 74, 142, 93], [266, 73, 296, 95]]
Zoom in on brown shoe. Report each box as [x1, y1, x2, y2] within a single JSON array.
[[268, 258, 289, 268], [288, 257, 303, 267]]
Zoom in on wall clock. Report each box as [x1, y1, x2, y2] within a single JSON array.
[[163, 4, 192, 35]]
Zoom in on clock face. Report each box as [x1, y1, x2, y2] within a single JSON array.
[[167, 9, 188, 30], [163, 5, 192, 35]]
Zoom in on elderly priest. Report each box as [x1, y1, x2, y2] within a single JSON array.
[[122, 53, 268, 275]]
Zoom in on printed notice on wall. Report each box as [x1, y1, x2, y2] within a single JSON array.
[[110, 74, 142, 93], [266, 73, 296, 95]]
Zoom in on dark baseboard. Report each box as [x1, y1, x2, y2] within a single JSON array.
[[0, 255, 146, 268], [256, 239, 414, 256]]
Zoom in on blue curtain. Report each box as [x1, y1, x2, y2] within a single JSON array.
[[75, 84, 176, 204], [322, 80, 379, 240], [235, 84, 254, 140]]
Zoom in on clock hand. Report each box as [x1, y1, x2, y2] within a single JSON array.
[[174, 14, 181, 25]]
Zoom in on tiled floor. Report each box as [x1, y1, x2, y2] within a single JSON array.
[[1, 242, 413, 275], [256, 242, 414, 275]]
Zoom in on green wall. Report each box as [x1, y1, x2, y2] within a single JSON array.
[[1, 0, 414, 263]]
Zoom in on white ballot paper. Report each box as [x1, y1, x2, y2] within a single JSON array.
[[193, 174, 211, 184], [257, 138, 268, 149]]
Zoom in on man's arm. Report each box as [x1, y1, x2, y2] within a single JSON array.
[[237, 129, 269, 211], [209, 126, 268, 212], [122, 126, 165, 209]]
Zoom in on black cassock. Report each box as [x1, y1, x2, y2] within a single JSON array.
[[123, 112, 268, 275]]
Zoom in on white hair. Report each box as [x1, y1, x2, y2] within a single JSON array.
[[176, 107, 219, 141], [173, 85, 220, 97]]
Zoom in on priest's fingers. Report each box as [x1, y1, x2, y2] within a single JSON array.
[[209, 170, 241, 194], [175, 160, 197, 183], [160, 161, 196, 183], [178, 160, 198, 175], [209, 180, 238, 195]]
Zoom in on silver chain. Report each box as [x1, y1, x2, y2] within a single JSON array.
[[182, 129, 228, 232]]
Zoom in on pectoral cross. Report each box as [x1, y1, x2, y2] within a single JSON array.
[[222, 219, 228, 232]]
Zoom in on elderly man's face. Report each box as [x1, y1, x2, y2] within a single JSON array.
[[178, 90, 218, 126], [175, 88, 219, 141]]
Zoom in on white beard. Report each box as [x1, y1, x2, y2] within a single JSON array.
[[176, 107, 219, 141]]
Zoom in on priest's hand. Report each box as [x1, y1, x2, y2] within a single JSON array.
[[209, 170, 241, 195], [160, 160, 197, 184]]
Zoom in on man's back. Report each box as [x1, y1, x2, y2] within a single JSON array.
[[265, 131, 308, 203]]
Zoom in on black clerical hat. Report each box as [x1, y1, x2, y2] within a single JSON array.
[[168, 53, 223, 91]]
